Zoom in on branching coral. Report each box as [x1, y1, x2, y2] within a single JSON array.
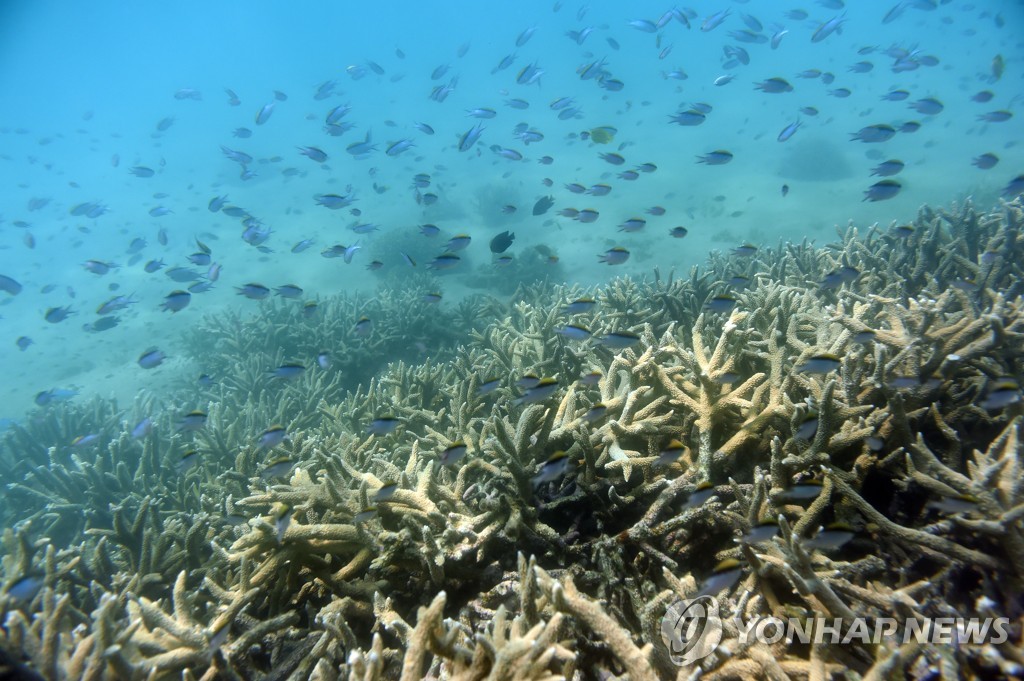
[[4, 200, 1024, 679]]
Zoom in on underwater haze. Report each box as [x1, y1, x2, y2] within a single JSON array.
[[3, 1, 1024, 679], [0, 0, 1020, 418]]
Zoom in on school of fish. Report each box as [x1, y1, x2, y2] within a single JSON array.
[[0, 0, 1020, 427]]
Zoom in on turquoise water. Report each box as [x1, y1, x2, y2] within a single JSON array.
[[0, 1, 1020, 417], [2, 2, 1024, 678]]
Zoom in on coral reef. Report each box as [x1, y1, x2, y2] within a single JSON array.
[[2, 199, 1024, 679]]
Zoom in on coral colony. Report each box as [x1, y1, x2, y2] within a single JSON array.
[[3, 199, 1024, 678]]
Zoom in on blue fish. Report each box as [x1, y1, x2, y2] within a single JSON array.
[[704, 295, 737, 313], [978, 110, 1011, 122], [514, 378, 560, 405], [1001, 175, 1024, 199], [0, 275, 22, 295], [493, 54, 517, 73], [700, 9, 731, 32], [980, 378, 1021, 410], [275, 284, 303, 298], [864, 180, 902, 202], [871, 160, 904, 176], [346, 132, 376, 157], [316, 194, 354, 209], [598, 332, 640, 350], [811, 13, 845, 42], [236, 283, 270, 300], [532, 451, 571, 486], [131, 417, 153, 438], [881, 89, 909, 101], [258, 425, 289, 450], [367, 417, 401, 436], [556, 325, 592, 341], [777, 120, 800, 142], [851, 124, 897, 143], [386, 139, 415, 156], [208, 195, 228, 212], [910, 97, 944, 115], [44, 306, 74, 323], [562, 297, 596, 314], [255, 102, 275, 125], [804, 523, 856, 552], [458, 123, 485, 152], [619, 217, 646, 232], [6, 575, 43, 603], [297, 146, 328, 163], [269, 364, 306, 380], [176, 411, 207, 431], [796, 354, 842, 373], [741, 520, 779, 544], [754, 77, 793, 93], [598, 247, 629, 264], [696, 150, 733, 165], [35, 388, 78, 406], [138, 348, 166, 369], [971, 153, 998, 170], [695, 559, 744, 599], [669, 109, 706, 126]]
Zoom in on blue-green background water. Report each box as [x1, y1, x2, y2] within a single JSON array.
[[0, 0, 1021, 421]]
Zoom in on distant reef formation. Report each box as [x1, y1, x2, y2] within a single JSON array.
[[2, 198, 1023, 680]]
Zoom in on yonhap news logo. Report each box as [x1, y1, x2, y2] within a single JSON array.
[[660, 596, 723, 665], [662, 596, 1011, 666]]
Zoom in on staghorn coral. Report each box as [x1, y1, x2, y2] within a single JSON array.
[[2, 200, 1024, 679]]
